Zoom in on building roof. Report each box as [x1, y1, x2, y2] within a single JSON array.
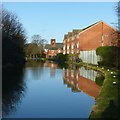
[[64, 21, 103, 39], [68, 32, 72, 37], [45, 43, 63, 50], [82, 21, 101, 31], [72, 29, 82, 34]]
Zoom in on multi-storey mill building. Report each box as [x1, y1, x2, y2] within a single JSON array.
[[63, 21, 118, 64]]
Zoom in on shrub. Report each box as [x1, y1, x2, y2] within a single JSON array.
[[54, 53, 68, 63], [96, 46, 120, 67], [68, 53, 82, 63]]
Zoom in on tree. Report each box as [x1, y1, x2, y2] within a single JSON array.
[[24, 43, 38, 58], [2, 9, 26, 67], [118, 1, 120, 46], [118, 1, 120, 30], [31, 34, 48, 50], [30, 35, 48, 58], [24, 35, 48, 59], [96, 46, 120, 67], [114, 1, 120, 46]]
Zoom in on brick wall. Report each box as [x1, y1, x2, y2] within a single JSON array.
[[79, 22, 116, 51], [47, 48, 63, 57], [63, 21, 118, 54]]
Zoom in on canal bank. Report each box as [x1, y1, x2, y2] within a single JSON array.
[[67, 62, 119, 119]]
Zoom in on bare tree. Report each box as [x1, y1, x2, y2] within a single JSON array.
[[118, 1, 120, 31], [24, 35, 47, 59], [31, 34, 48, 50], [2, 8, 26, 67], [2, 9, 26, 48], [118, 1, 120, 46]]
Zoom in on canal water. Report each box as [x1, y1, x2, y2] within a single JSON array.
[[2, 61, 104, 118]]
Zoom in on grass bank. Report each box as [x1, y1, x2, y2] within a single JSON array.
[[67, 62, 119, 119]]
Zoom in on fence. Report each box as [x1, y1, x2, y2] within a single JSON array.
[[80, 50, 100, 65]]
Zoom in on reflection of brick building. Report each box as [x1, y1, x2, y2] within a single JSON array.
[[44, 39, 63, 58], [43, 61, 58, 77], [63, 21, 118, 64], [63, 68, 100, 99]]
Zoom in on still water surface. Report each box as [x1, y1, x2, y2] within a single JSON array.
[[3, 61, 103, 118]]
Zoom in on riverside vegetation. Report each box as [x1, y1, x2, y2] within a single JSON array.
[[2, 9, 26, 69], [67, 61, 119, 119]]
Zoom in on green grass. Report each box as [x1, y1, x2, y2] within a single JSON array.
[[90, 72, 119, 119], [67, 62, 119, 119]]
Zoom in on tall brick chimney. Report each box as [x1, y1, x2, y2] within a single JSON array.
[[51, 39, 56, 47]]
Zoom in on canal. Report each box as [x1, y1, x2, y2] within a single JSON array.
[[2, 61, 104, 118]]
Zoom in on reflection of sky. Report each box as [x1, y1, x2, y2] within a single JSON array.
[[4, 62, 95, 118], [24, 67, 45, 81]]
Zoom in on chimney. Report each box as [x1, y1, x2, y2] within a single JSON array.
[[51, 39, 56, 47]]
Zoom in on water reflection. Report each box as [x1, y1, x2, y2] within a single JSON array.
[[2, 68, 26, 117], [25, 61, 45, 68], [25, 61, 45, 80], [2, 61, 104, 118], [43, 61, 102, 99], [43, 61, 58, 77], [63, 67, 101, 99]]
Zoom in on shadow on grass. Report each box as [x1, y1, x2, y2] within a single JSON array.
[[102, 100, 119, 119]]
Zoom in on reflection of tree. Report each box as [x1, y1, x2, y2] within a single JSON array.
[[95, 72, 105, 86], [25, 61, 45, 80], [57, 62, 69, 69], [2, 68, 26, 117], [25, 61, 45, 68], [68, 64, 79, 70]]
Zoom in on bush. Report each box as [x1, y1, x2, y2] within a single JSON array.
[[68, 53, 82, 63], [96, 46, 120, 67], [53, 53, 68, 63]]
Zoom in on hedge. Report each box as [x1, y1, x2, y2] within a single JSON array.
[[96, 46, 120, 68]]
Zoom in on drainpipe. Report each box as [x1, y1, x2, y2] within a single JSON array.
[[102, 22, 104, 46]]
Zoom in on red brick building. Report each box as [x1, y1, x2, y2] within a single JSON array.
[[44, 39, 63, 58], [63, 21, 118, 64]]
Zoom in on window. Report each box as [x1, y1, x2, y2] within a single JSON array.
[[51, 50, 54, 53], [58, 50, 61, 53], [77, 50, 79, 53], [77, 42, 79, 48], [67, 45, 69, 50], [63, 45, 66, 50], [71, 50, 74, 54], [71, 43, 74, 49], [77, 34, 79, 39], [67, 51, 69, 54], [72, 36, 74, 40], [63, 51, 66, 55]]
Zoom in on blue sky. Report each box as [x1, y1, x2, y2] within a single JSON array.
[[3, 2, 118, 43]]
